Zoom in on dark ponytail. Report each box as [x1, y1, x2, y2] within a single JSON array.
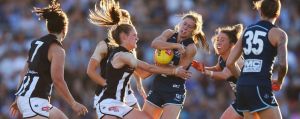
[[33, 0, 68, 36], [216, 24, 243, 44]]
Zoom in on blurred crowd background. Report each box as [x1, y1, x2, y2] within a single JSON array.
[[0, 0, 300, 119]]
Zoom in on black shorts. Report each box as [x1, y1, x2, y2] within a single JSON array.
[[231, 100, 244, 117], [236, 85, 278, 113], [146, 90, 186, 108]]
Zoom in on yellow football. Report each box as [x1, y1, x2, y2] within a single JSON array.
[[154, 49, 174, 65]]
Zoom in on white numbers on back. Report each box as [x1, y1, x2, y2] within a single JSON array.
[[30, 41, 44, 62], [243, 30, 266, 55]]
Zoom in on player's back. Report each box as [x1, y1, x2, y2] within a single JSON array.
[[15, 34, 62, 99], [239, 20, 277, 87]]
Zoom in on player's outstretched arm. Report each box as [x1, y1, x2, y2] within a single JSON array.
[[118, 52, 191, 79], [226, 37, 243, 78]]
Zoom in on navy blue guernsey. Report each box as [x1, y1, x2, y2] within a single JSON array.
[[15, 34, 62, 99], [218, 56, 226, 70], [152, 33, 194, 92], [99, 46, 134, 102], [239, 20, 277, 87], [94, 38, 115, 95], [218, 56, 238, 92]]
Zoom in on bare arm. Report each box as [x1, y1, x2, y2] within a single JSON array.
[[10, 62, 29, 117], [276, 33, 288, 83], [49, 43, 88, 115], [16, 63, 29, 90], [151, 29, 184, 52], [205, 64, 222, 71], [226, 37, 243, 78], [49, 44, 76, 107], [270, 28, 288, 84], [134, 67, 152, 79], [178, 44, 197, 69], [203, 67, 232, 80], [133, 72, 147, 99], [86, 41, 108, 86], [114, 52, 190, 79]]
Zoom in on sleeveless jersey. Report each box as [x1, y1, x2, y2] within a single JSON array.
[[238, 20, 277, 87], [218, 56, 226, 69], [94, 38, 115, 95], [152, 33, 194, 92], [15, 34, 62, 99], [99, 46, 135, 102], [218, 56, 238, 92]]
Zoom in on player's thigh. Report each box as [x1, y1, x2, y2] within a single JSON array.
[[221, 106, 243, 119], [49, 106, 68, 119], [258, 106, 282, 119], [142, 101, 163, 119], [160, 104, 181, 119], [102, 115, 118, 119], [124, 109, 151, 119], [27, 115, 48, 119], [243, 112, 260, 119]]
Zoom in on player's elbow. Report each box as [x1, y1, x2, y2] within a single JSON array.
[[278, 63, 288, 72], [151, 41, 158, 48], [52, 75, 64, 85], [226, 61, 235, 70], [151, 39, 163, 49], [86, 67, 93, 77]]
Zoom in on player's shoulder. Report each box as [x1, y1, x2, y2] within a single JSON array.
[[269, 27, 288, 41], [117, 51, 134, 59], [162, 29, 176, 37], [270, 27, 286, 35], [97, 40, 109, 47], [49, 43, 65, 54]]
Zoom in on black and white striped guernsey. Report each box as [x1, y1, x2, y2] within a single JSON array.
[[99, 46, 135, 102], [15, 34, 62, 99]]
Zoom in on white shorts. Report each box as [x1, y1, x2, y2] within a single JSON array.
[[124, 92, 138, 107], [97, 99, 133, 118], [17, 96, 53, 118], [93, 90, 138, 109], [93, 94, 102, 109]]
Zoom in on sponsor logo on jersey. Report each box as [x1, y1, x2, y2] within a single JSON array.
[[172, 84, 180, 88], [243, 59, 263, 72]]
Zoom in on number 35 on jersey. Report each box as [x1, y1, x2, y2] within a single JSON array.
[[242, 30, 266, 72]]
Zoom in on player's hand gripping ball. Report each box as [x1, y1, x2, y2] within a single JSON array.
[[154, 49, 174, 65]]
